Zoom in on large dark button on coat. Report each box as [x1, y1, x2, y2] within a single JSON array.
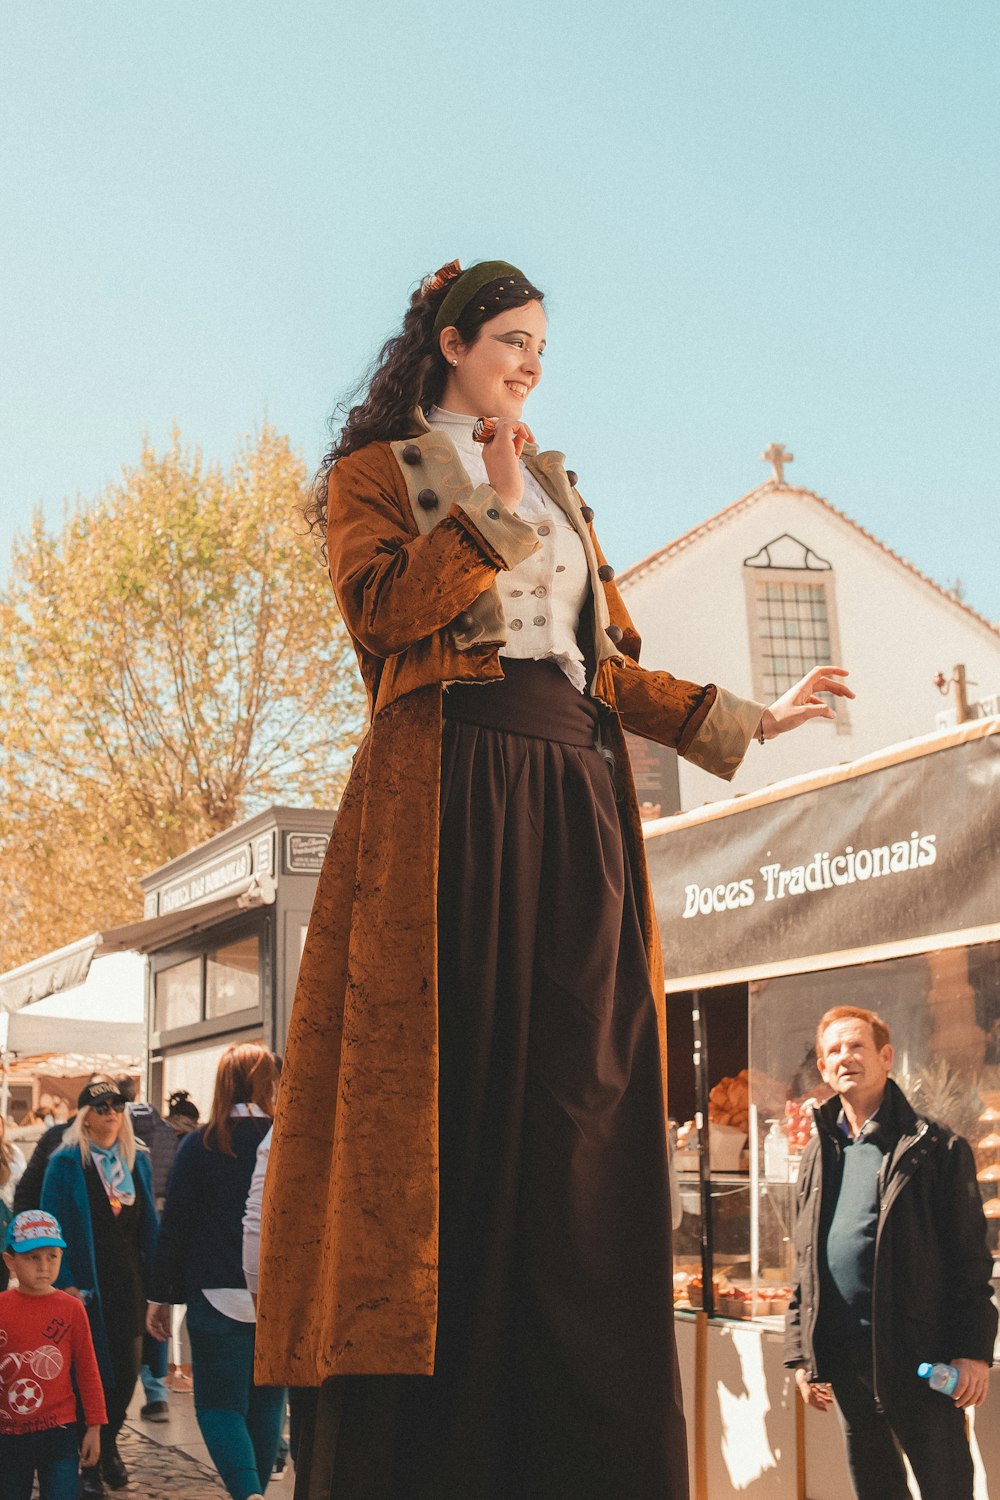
[[606, 624, 624, 644], [566, 469, 578, 487], [486, 507, 500, 520], [580, 505, 595, 524], [417, 488, 439, 510], [402, 444, 421, 465], [598, 564, 615, 582], [455, 611, 476, 631]]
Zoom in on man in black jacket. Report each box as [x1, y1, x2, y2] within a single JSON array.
[[785, 1005, 996, 1500]]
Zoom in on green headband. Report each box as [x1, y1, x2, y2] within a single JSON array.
[[432, 260, 528, 336]]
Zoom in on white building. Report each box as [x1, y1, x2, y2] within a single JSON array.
[[620, 443, 1000, 811]]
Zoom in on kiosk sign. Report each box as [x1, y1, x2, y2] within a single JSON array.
[[160, 844, 253, 914]]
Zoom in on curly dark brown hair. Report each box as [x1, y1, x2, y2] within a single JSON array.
[[303, 267, 545, 552]]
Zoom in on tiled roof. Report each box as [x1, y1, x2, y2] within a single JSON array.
[[618, 480, 1000, 637]]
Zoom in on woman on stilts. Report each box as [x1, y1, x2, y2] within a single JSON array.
[[254, 259, 852, 1500]]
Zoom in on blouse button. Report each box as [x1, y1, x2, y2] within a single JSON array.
[[598, 564, 615, 582], [510, 619, 523, 630], [533, 615, 546, 626], [537, 525, 551, 536], [417, 489, 439, 510], [555, 565, 566, 573], [532, 586, 547, 597], [402, 444, 421, 465], [510, 589, 523, 597]]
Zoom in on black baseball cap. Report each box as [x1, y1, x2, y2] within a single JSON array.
[[78, 1080, 126, 1110]]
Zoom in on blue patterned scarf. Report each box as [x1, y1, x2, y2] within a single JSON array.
[[90, 1142, 136, 1217]]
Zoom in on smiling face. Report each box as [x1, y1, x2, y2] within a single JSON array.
[[438, 302, 546, 420], [4, 1245, 63, 1296], [818, 1018, 893, 1109], [83, 1101, 125, 1150]]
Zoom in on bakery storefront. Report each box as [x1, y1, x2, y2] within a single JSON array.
[[643, 716, 1000, 1500]]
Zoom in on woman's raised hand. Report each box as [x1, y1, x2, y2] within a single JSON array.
[[481, 419, 535, 512], [760, 666, 854, 739]]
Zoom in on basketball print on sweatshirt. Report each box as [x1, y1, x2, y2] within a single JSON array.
[[0, 1340, 65, 1403]]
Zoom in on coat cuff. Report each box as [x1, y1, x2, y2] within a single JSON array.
[[682, 686, 765, 781], [454, 485, 541, 571]]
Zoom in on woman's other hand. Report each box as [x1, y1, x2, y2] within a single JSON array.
[[481, 420, 535, 512], [146, 1301, 172, 1342], [794, 1367, 834, 1411], [760, 666, 854, 739]]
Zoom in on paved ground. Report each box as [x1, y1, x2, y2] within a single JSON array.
[[110, 1386, 293, 1497], [23, 1386, 292, 1496], [117, 1422, 230, 1497]]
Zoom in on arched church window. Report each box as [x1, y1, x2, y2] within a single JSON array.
[[743, 535, 850, 732]]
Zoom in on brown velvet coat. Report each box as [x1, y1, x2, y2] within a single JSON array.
[[255, 413, 762, 1385]]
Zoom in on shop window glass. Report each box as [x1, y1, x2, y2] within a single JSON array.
[[206, 934, 261, 1018], [154, 957, 202, 1032]]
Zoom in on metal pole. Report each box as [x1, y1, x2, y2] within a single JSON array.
[[691, 989, 715, 1318]]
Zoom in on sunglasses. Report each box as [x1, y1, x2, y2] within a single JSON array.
[[89, 1100, 126, 1116]]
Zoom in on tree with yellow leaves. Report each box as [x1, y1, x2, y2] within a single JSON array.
[[0, 428, 366, 969]]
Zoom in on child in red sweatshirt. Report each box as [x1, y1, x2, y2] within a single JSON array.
[[0, 1209, 106, 1500]]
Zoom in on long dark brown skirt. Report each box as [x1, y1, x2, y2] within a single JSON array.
[[294, 660, 688, 1500]]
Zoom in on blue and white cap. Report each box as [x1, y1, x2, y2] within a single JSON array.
[[4, 1209, 67, 1254]]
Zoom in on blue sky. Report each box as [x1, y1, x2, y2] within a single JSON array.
[[3, 1, 998, 618]]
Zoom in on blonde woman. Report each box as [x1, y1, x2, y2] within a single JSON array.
[[41, 1080, 159, 1498]]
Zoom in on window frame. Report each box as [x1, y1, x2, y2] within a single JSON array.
[[743, 566, 851, 734], [149, 913, 270, 1049]]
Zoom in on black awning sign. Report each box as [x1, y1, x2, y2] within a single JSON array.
[[645, 731, 1000, 981]]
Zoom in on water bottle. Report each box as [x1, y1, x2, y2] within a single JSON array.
[[917, 1361, 958, 1396]]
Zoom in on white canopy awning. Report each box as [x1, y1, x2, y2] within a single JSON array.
[[5, 1014, 146, 1064], [0, 873, 276, 1013]]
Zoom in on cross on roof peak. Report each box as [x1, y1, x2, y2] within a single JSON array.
[[761, 443, 794, 485]]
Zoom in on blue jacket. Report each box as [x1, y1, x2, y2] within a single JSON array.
[[41, 1144, 159, 1385]]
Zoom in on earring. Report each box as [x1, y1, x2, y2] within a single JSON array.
[[450, 359, 458, 367]]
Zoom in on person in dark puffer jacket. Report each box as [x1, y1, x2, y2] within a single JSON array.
[[785, 1005, 996, 1500], [116, 1077, 180, 1423]]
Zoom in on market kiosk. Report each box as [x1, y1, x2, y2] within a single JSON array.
[[0, 807, 335, 1119], [644, 716, 1000, 1499], [140, 805, 334, 1110]]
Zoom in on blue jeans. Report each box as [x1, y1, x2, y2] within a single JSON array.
[[0, 1422, 80, 1500], [186, 1292, 286, 1500], [140, 1327, 170, 1403]]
